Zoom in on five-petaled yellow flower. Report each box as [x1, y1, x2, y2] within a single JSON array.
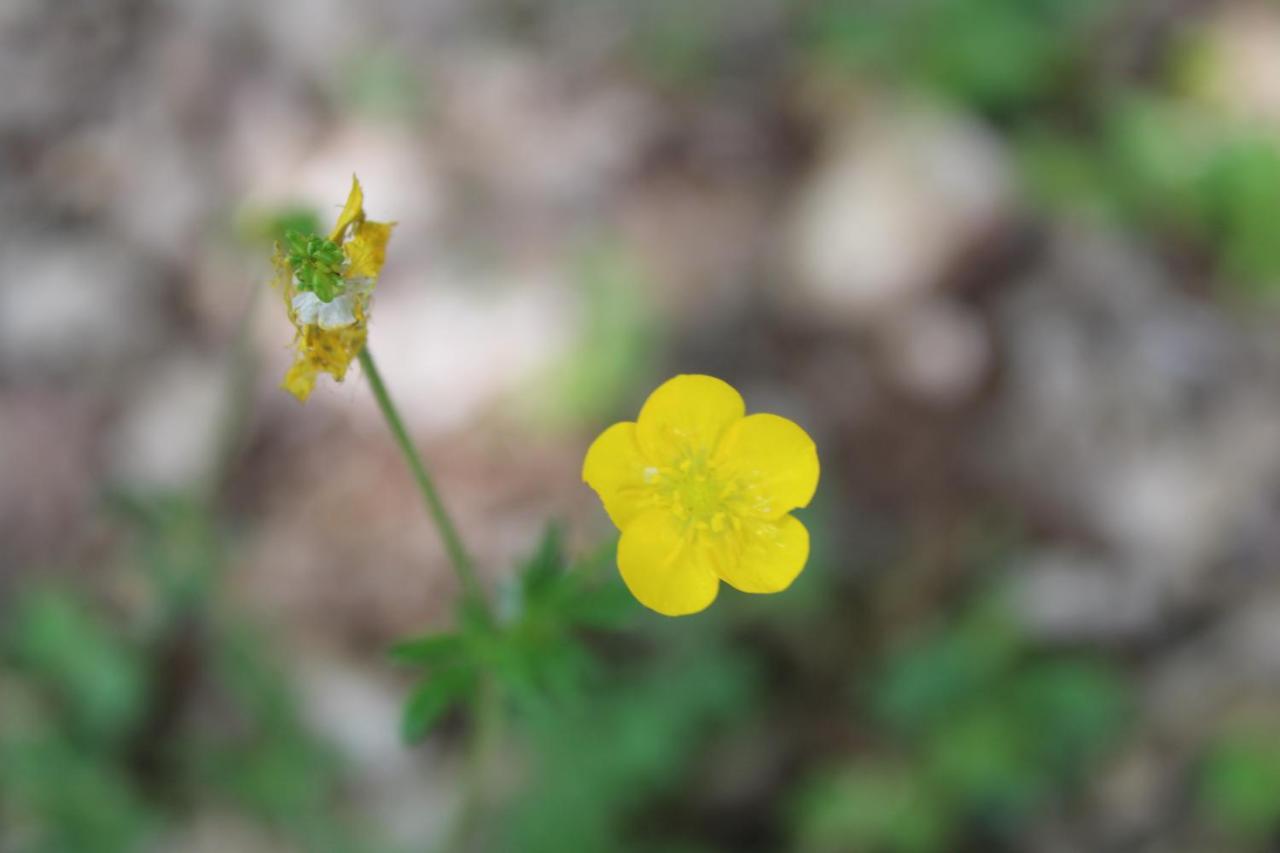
[[273, 175, 394, 402], [583, 375, 819, 616]]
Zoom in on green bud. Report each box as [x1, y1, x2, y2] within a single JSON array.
[[285, 230, 346, 303]]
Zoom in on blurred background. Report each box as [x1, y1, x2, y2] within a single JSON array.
[[5, 1, 1280, 851]]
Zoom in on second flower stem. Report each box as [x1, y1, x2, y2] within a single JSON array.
[[358, 347, 488, 618]]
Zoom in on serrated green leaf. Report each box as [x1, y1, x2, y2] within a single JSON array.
[[561, 579, 636, 630], [519, 523, 566, 603], [6, 588, 145, 744], [402, 666, 477, 742], [388, 632, 467, 667]]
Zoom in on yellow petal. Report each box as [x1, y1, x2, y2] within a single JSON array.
[[271, 244, 294, 294], [582, 422, 656, 529], [617, 510, 719, 616], [707, 514, 809, 594], [283, 359, 318, 402], [715, 413, 819, 519], [635, 374, 744, 465], [329, 175, 364, 242], [344, 219, 394, 279]]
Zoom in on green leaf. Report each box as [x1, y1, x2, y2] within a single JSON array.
[[503, 644, 756, 852], [6, 588, 146, 744], [923, 703, 1041, 822], [1200, 727, 1280, 840], [519, 522, 566, 604], [1012, 660, 1126, 775], [402, 666, 477, 742], [388, 632, 467, 667], [793, 762, 948, 853], [560, 576, 636, 630]]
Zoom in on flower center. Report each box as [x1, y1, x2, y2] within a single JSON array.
[[658, 455, 743, 535]]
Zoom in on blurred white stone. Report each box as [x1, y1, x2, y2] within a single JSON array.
[[1012, 552, 1159, 641], [294, 124, 445, 245], [154, 813, 280, 853], [0, 393, 97, 563], [788, 106, 1013, 322], [0, 239, 159, 378], [0, 2, 125, 130], [1093, 451, 1218, 586], [89, 32, 217, 259], [1089, 742, 1182, 847], [1147, 595, 1280, 732], [1196, 5, 1280, 127], [880, 298, 990, 404], [253, 0, 362, 84], [294, 654, 455, 846], [348, 269, 575, 433], [439, 48, 655, 210], [107, 353, 230, 490], [110, 132, 209, 259], [987, 227, 1280, 596]]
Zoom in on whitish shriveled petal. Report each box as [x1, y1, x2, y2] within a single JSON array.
[[292, 292, 361, 330], [317, 294, 358, 329], [582, 422, 657, 529], [617, 510, 719, 616], [292, 292, 322, 325], [636, 374, 744, 465], [715, 413, 819, 519], [708, 515, 809, 594]]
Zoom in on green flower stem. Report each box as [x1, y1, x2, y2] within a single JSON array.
[[358, 347, 489, 618]]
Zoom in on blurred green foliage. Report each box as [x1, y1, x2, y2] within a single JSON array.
[[794, 761, 946, 853], [1200, 723, 1280, 844], [394, 523, 760, 852], [1, 592, 155, 853], [805, 0, 1105, 116], [1023, 96, 1280, 290], [0, 496, 378, 853], [794, 593, 1129, 852], [393, 524, 637, 740], [506, 637, 755, 852], [805, 0, 1280, 294]]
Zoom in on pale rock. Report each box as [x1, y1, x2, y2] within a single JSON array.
[[987, 227, 1280, 595], [106, 353, 230, 490], [880, 298, 990, 405], [153, 813, 280, 853], [294, 654, 455, 847], [1012, 551, 1159, 641], [1196, 5, 1280, 127], [789, 106, 1013, 322], [0, 239, 159, 378], [439, 48, 655, 210], [1147, 595, 1280, 733], [349, 268, 576, 433]]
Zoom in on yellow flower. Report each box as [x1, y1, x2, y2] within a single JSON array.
[[273, 175, 394, 402], [583, 374, 819, 616]]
